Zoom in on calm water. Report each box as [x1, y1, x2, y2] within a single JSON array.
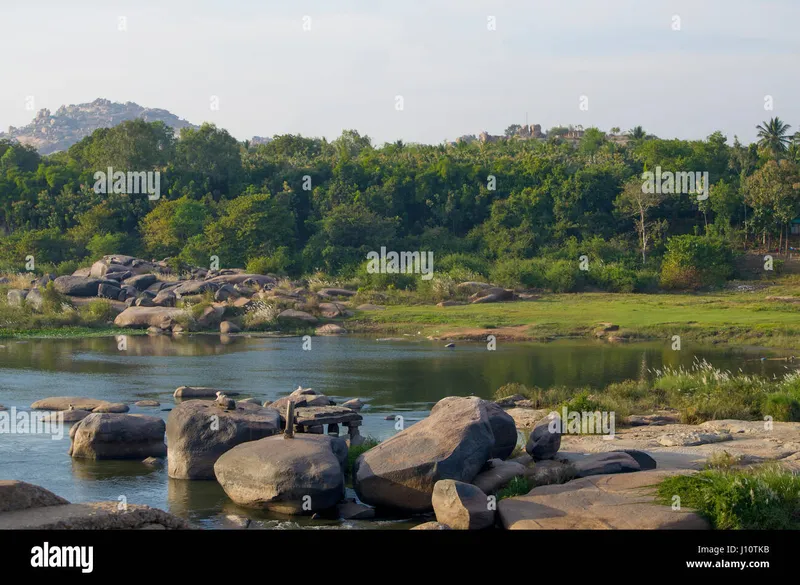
[[0, 335, 795, 528]]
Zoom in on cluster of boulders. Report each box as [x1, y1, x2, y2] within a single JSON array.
[[9, 385, 730, 530], [5, 254, 360, 335]]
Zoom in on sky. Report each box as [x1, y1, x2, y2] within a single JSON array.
[[1, 0, 798, 146]]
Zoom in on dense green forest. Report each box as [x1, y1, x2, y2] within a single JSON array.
[[1, 118, 799, 293]]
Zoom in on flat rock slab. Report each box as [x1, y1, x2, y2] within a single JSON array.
[[31, 397, 119, 412], [498, 470, 709, 530], [658, 432, 733, 447], [560, 420, 800, 469], [0, 502, 190, 530], [293, 406, 362, 427], [173, 386, 240, 399]]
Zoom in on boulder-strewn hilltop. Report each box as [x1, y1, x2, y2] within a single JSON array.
[[1, 98, 198, 154]]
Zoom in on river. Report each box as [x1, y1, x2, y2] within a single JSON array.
[[0, 334, 794, 528]]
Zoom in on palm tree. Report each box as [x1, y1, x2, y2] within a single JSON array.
[[627, 126, 646, 140], [756, 117, 792, 159]]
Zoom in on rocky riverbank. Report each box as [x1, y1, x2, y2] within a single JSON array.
[[3, 387, 797, 530]]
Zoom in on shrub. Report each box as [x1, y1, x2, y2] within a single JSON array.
[[490, 258, 548, 289], [497, 476, 532, 500], [587, 262, 637, 292], [243, 300, 281, 329], [346, 437, 380, 477], [544, 260, 583, 292], [40, 282, 71, 313], [246, 247, 295, 275], [81, 299, 117, 323], [660, 235, 734, 290], [86, 233, 131, 259], [763, 393, 800, 422], [561, 390, 602, 413], [437, 253, 490, 278]]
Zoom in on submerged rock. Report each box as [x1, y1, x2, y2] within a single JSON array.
[[68, 413, 166, 460], [0, 480, 69, 513]]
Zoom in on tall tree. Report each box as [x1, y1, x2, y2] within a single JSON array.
[[615, 178, 665, 263], [756, 117, 792, 159]]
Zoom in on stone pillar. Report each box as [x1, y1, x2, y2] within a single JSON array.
[[345, 421, 364, 446], [327, 423, 339, 436], [284, 402, 295, 439]]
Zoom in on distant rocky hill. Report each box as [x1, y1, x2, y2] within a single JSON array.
[[0, 98, 199, 154]]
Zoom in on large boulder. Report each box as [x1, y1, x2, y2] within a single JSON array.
[[470, 287, 514, 304], [484, 401, 517, 460], [114, 306, 185, 329], [432, 480, 494, 530], [214, 434, 346, 514], [53, 276, 105, 297], [197, 305, 225, 328], [277, 309, 318, 326], [24, 288, 44, 311], [98, 283, 122, 300], [153, 289, 177, 307], [0, 480, 69, 513], [525, 412, 562, 460], [68, 413, 166, 460], [353, 396, 495, 512], [124, 274, 158, 291], [172, 280, 218, 297], [167, 400, 281, 479], [7, 289, 27, 307]]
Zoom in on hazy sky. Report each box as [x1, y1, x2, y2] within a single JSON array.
[[1, 0, 798, 145]]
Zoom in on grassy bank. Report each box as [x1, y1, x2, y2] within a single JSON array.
[[657, 462, 800, 529], [350, 286, 800, 349], [495, 360, 800, 423]]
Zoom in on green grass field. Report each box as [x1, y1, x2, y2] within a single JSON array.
[[352, 288, 800, 348]]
